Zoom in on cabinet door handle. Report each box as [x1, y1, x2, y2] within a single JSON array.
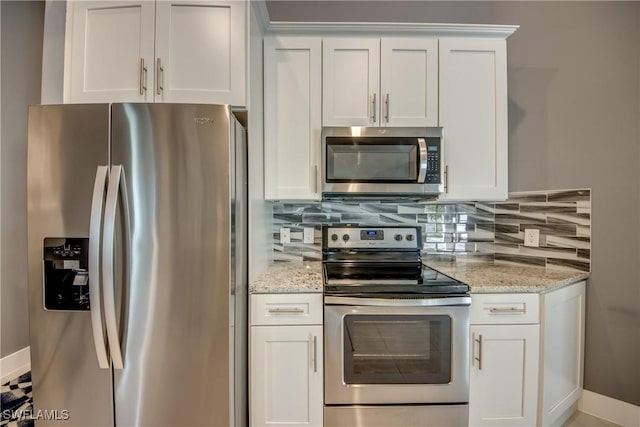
[[489, 307, 526, 314], [475, 334, 483, 370], [313, 335, 318, 372], [385, 93, 390, 123], [371, 93, 377, 123], [313, 165, 318, 194], [139, 58, 147, 95], [156, 58, 164, 95], [267, 307, 305, 314]]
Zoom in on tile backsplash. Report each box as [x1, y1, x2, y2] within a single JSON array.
[[272, 189, 591, 272]]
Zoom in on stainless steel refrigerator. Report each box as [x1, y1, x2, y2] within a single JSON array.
[[27, 103, 247, 426]]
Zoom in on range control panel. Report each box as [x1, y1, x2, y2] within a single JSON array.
[[324, 226, 421, 249]]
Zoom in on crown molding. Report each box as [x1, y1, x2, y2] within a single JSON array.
[[251, 0, 271, 33], [265, 21, 519, 38]]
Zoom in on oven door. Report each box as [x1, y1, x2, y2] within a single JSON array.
[[324, 296, 470, 405]]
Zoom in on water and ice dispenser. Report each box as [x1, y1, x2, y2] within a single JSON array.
[[43, 238, 90, 311]]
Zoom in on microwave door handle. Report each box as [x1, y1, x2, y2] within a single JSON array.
[[417, 138, 428, 183]]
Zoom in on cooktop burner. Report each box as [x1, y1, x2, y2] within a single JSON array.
[[322, 225, 469, 296]]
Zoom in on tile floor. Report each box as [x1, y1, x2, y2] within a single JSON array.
[[0, 372, 33, 427], [563, 411, 622, 427]]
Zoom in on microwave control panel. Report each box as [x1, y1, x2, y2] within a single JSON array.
[[425, 137, 441, 184]]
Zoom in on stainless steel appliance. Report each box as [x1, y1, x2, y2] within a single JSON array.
[[322, 225, 470, 427], [27, 104, 247, 426], [321, 127, 443, 199]]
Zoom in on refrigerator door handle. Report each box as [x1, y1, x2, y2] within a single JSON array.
[[89, 166, 110, 369], [102, 165, 130, 370]]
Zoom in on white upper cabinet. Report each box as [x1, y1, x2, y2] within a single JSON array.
[[323, 38, 380, 126], [66, 0, 246, 105], [323, 37, 438, 127], [67, 1, 155, 103], [380, 38, 438, 127], [155, 0, 245, 104], [263, 36, 322, 201], [439, 38, 508, 201]]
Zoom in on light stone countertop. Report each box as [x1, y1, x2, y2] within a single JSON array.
[[425, 261, 590, 294], [250, 261, 322, 294], [250, 260, 589, 294]]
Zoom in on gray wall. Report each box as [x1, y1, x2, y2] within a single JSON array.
[[1, 1, 45, 357], [267, 1, 640, 406]]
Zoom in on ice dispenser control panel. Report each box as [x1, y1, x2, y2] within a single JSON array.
[[43, 238, 90, 311]]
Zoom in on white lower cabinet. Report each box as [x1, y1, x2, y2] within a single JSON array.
[[250, 293, 323, 427], [469, 293, 540, 427], [469, 324, 540, 427], [469, 282, 586, 427], [540, 282, 586, 427]]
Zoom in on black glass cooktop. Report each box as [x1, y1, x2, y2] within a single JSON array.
[[323, 264, 470, 296]]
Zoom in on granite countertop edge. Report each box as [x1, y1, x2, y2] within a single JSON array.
[[249, 261, 590, 294], [249, 261, 323, 294], [424, 261, 590, 294]]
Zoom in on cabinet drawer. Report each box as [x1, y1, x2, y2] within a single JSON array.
[[470, 293, 540, 325], [250, 293, 323, 326]]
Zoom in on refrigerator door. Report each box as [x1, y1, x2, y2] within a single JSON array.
[[27, 104, 114, 426], [110, 104, 244, 426]]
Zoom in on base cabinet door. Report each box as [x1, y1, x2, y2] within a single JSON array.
[[250, 325, 323, 427], [469, 324, 540, 427]]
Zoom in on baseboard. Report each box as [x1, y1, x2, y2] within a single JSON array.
[[579, 389, 640, 427], [0, 346, 31, 384]]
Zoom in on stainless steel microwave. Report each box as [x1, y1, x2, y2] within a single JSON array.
[[321, 127, 443, 199]]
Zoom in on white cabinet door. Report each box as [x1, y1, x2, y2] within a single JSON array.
[[323, 38, 380, 126], [439, 38, 508, 201], [155, 0, 246, 105], [380, 38, 438, 127], [250, 325, 323, 427], [264, 37, 322, 200], [469, 324, 540, 427], [540, 281, 585, 427], [68, 1, 155, 103]]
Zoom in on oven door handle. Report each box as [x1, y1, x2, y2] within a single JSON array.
[[324, 296, 471, 307]]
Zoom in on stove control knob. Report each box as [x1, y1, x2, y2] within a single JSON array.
[[342, 234, 350, 242], [330, 234, 338, 242], [406, 234, 415, 242], [394, 234, 403, 241]]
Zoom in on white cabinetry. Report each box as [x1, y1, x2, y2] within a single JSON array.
[[66, 0, 246, 105], [439, 38, 508, 201], [323, 37, 438, 127], [263, 37, 322, 200], [540, 282, 585, 426], [469, 282, 587, 427], [469, 293, 540, 427], [250, 293, 323, 427]]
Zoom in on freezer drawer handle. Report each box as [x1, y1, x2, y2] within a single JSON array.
[[89, 166, 109, 369], [102, 165, 131, 370]]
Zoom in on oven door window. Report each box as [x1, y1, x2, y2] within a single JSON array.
[[343, 314, 451, 384], [326, 138, 418, 183]]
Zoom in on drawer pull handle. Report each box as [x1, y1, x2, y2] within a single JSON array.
[[268, 308, 305, 314], [489, 307, 526, 314]]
